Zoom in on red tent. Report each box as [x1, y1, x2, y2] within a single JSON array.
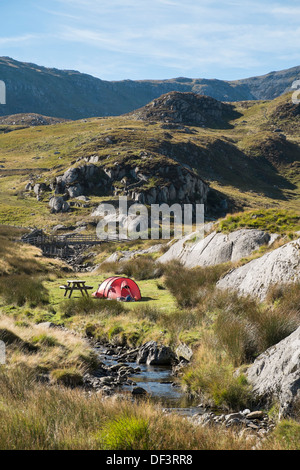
[[92, 276, 141, 301]]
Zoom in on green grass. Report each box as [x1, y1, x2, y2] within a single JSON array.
[[46, 272, 177, 314], [218, 208, 300, 234], [0, 92, 299, 230], [97, 413, 151, 450]]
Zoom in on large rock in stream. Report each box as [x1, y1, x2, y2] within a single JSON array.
[[136, 341, 176, 366]]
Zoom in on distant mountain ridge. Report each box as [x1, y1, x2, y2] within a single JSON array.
[[0, 57, 299, 119]]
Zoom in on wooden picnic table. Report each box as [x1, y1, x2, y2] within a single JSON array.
[[60, 280, 94, 298]]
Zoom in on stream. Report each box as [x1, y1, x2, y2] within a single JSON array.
[[92, 345, 274, 436], [95, 345, 204, 417]]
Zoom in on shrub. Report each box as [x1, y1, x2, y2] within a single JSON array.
[[214, 312, 257, 366], [266, 282, 300, 316], [133, 305, 161, 323], [108, 324, 124, 342], [213, 291, 261, 365], [181, 342, 253, 410], [258, 309, 298, 352], [213, 287, 300, 365], [31, 334, 58, 347]]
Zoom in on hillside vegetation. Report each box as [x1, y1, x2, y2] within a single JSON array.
[[0, 89, 299, 450], [0, 91, 299, 231]]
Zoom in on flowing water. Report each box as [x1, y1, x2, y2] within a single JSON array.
[[96, 346, 203, 416]]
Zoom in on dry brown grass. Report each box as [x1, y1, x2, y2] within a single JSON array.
[[0, 224, 69, 278], [0, 315, 99, 375], [0, 366, 259, 450]]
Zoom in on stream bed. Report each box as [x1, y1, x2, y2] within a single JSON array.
[[95, 345, 203, 417], [91, 345, 274, 435]]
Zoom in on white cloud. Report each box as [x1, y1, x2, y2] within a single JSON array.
[[2, 0, 300, 80], [0, 34, 36, 46], [271, 6, 300, 17]]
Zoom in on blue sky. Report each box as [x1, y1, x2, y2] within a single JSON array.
[[1, 0, 300, 81]]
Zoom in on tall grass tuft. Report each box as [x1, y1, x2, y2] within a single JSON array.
[[100, 256, 164, 281], [163, 261, 229, 308], [59, 296, 125, 318], [181, 340, 253, 410], [0, 275, 49, 307], [97, 413, 151, 450], [213, 286, 300, 366]]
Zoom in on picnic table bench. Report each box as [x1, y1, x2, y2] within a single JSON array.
[[60, 280, 94, 298]]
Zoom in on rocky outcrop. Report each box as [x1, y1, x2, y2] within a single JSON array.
[[0, 113, 67, 127], [53, 158, 209, 207], [246, 326, 300, 417], [217, 237, 300, 300], [54, 164, 109, 198], [125, 165, 208, 205], [103, 244, 163, 263], [88, 160, 209, 208], [130, 91, 239, 128], [158, 229, 272, 267]]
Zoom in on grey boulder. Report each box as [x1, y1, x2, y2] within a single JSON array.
[[158, 229, 272, 267], [246, 325, 300, 417], [217, 237, 300, 300], [49, 196, 70, 213], [136, 341, 175, 366]]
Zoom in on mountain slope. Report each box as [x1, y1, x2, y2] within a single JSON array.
[[0, 90, 299, 229], [235, 66, 300, 100], [0, 57, 299, 119]]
